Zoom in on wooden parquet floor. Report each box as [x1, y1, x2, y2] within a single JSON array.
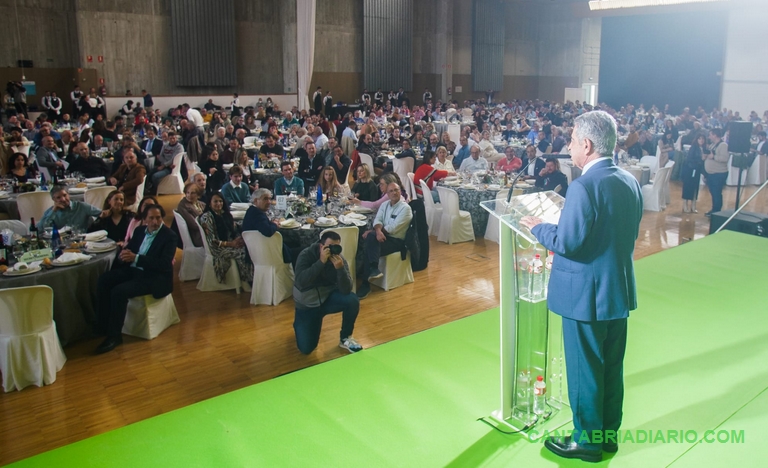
[[0, 181, 765, 465]]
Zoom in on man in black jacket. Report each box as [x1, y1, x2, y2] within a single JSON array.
[[94, 205, 177, 354], [296, 141, 324, 196], [140, 126, 163, 158], [292, 231, 362, 354]]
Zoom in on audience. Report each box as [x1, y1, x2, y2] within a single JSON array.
[[108, 149, 146, 207], [459, 145, 489, 172], [351, 165, 378, 202], [535, 156, 569, 196], [220, 165, 251, 204], [413, 150, 449, 203], [125, 196, 158, 244], [176, 182, 205, 247], [242, 188, 293, 264], [274, 160, 304, 196], [40, 184, 104, 231], [198, 193, 253, 291], [88, 190, 133, 241]]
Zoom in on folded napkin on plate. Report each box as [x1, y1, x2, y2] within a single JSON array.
[[86, 241, 114, 250], [84, 230, 108, 241], [316, 217, 332, 224], [84, 176, 106, 183], [339, 215, 366, 227], [55, 252, 92, 263], [280, 219, 300, 227], [230, 203, 250, 211], [69, 187, 87, 193], [345, 212, 367, 220]]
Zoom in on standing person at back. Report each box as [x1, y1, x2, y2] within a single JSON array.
[[521, 111, 643, 463]]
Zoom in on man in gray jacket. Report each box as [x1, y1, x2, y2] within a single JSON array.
[[292, 231, 363, 354]]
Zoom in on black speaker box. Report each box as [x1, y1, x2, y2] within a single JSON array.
[[16, 60, 32, 68], [709, 210, 768, 237], [728, 121, 753, 154]]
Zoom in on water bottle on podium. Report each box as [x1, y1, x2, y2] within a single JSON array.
[[528, 254, 544, 300], [533, 375, 547, 415]]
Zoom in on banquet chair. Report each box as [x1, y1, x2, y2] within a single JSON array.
[[419, 179, 442, 236], [484, 189, 519, 244], [393, 158, 414, 192], [11, 145, 30, 157], [341, 136, 356, 158], [16, 191, 54, 228], [126, 175, 147, 212], [436, 186, 475, 244], [405, 172, 418, 200], [195, 219, 241, 294], [0, 220, 28, 236], [641, 166, 671, 212], [156, 152, 185, 195], [0, 286, 66, 392], [319, 226, 358, 293], [370, 252, 414, 291], [559, 146, 569, 155], [84, 186, 115, 209], [341, 163, 353, 190], [662, 161, 675, 206], [242, 231, 294, 305], [358, 153, 374, 177], [173, 211, 205, 281], [122, 293, 180, 340], [243, 136, 257, 147]]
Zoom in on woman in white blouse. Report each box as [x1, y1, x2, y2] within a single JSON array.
[[433, 146, 455, 174]]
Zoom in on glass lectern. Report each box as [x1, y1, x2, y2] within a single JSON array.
[[480, 191, 571, 439]]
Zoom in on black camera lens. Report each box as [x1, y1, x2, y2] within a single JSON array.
[[329, 244, 342, 255]]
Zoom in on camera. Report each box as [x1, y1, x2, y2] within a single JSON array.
[[328, 244, 342, 255]]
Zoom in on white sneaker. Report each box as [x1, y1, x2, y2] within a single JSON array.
[[340, 336, 363, 353]]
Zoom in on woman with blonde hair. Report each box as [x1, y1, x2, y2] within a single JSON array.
[[351, 164, 378, 201], [319, 165, 348, 198]]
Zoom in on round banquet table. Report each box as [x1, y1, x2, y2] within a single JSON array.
[[0, 191, 86, 220], [271, 204, 375, 254], [0, 250, 115, 346], [253, 170, 283, 190]]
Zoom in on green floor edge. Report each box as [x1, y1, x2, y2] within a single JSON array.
[[10, 231, 768, 468]]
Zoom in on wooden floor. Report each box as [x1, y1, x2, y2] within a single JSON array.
[[0, 181, 765, 465]]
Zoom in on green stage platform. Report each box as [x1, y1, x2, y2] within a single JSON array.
[[11, 231, 768, 467]]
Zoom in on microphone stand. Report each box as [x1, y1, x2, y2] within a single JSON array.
[[506, 157, 534, 203]]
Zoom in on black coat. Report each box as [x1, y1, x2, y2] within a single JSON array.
[[117, 225, 177, 298]]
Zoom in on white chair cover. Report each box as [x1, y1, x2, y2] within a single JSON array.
[[419, 179, 442, 236], [641, 166, 671, 212], [447, 124, 461, 144], [484, 189, 511, 244], [173, 211, 206, 281], [242, 231, 294, 305], [11, 145, 30, 157], [195, 219, 241, 293], [84, 186, 115, 210], [358, 153, 374, 177], [0, 220, 28, 236], [559, 145, 569, 155], [561, 164, 573, 184], [122, 294, 180, 340], [16, 192, 54, 228], [436, 186, 475, 244], [662, 160, 675, 205], [0, 286, 66, 392], [157, 152, 185, 195], [393, 158, 414, 192], [319, 226, 358, 293], [341, 161, 353, 190], [405, 172, 418, 200], [370, 252, 414, 291], [126, 175, 147, 213], [243, 136, 257, 147]]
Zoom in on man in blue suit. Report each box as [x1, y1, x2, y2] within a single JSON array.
[[521, 111, 643, 463]]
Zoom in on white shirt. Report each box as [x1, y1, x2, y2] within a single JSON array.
[[459, 156, 489, 172], [373, 198, 413, 240], [434, 158, 455, 173], [342, 127, 358, 143], [314, 133, 328, 149], [581, 157, 612, 175], [186, 108, 204, 128]]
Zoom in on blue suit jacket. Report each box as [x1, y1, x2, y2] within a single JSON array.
[[532, 159, 643, 322]]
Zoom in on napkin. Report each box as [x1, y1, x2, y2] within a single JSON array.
[[345, 212, 366, 220], [222, 164, 235, 171], [84, 176, 105, 183], [316, 217, 332, 224], [339, 215, 366, 227], [13, 262, 30, 271], [84, 230, 108, 241], [230, 203, 250, 211], [86, 241, 115, 250], [55, 252, 92, 263]]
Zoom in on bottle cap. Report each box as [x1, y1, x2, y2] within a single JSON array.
[[537, 375, 543, 381], [534, 254, 540, 259]]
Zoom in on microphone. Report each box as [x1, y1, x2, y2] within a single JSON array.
[[506, 157, 534, 203]]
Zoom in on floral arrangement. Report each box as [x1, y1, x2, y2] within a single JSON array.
[[263, 158, 280, 170], [290, 198, 313, 216]]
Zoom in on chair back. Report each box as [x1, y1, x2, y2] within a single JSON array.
[[559, 145, 569, 155], [393, 158, 414, 190], [436, 186, 460, 216], [16, 192, 54, 227], [0, 286, 54, 336], [447, 124, 461, 144], [0, 220, 28, 236], [419, 180, 438, 210], [341, 161, 353, 189], [242, 230, 285, 266], [653, 167, 670, 188], [11, 145, 30, 157], [318, 226, 358, 279], [84, 186, 115, 209], [195, 218, 214, 256], [341, 136, 356, 157], [126, 175, 147, 212], [170, 152, 184, 176], [173, 211, 195, 247], [243, 136, 257, 147], [358, 153, 374, 176]]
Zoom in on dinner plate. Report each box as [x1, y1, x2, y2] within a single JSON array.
[[350, 206, 373, 214], [4, 265, 42, 276], [344, 212, 367, 220], [231, 211, 246, 220], [87, 182, 107, 188], [51, 257, 87, 267], [444, 176, 458, 182], [84, 233, 107, 242], [86, 244, 117, 254], [69, 187, 87, 194], [314, 220, 338, 227], [280, 220, 301, 229]]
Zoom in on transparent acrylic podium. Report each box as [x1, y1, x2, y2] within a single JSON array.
[[480, 191, 571, 440]]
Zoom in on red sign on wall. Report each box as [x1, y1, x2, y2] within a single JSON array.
[[97, 56, 103, 63], [86, 55, 93, 63], [99, 78, 105, 85]]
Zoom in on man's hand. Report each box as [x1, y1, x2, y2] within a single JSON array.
[[320, 245, 332, 263], [520, 215, 543, 230], [108, 177, 118, 185], [99, 209, 111, 218], [157, 164, 165, 171], [376, 229, 386, 243], [209, 167, 217, 174], [119, 249, 137, 263], [330, 254, 344, 270]]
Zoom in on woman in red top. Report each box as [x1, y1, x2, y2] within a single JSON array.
[[413, 150, 448, 203], [496, 146, 523, 173]]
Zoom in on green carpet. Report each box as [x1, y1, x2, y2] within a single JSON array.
[[10, 231, 768, 467]]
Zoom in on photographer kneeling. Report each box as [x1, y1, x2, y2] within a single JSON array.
[[292, 231, 363, 354]]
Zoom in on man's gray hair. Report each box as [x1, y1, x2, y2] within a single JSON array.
[[251, 188, 272, 201], [573, 110, 617, 158], [50, 184, 69, 198]]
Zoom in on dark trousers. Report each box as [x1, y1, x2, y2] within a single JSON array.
[[705, 171, 728, 212], [97, 267, 154, 338], [361, 233, 404, 284], [562, 316, 628, 450], [293, 290, 360, 354]]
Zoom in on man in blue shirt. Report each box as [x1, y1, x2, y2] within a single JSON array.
[[273, 161, 305, 196], [95, 204, 177, 354], [452, 135, 472, 170], [220, 165, 251, 204], [40, 185, 104, 231]]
